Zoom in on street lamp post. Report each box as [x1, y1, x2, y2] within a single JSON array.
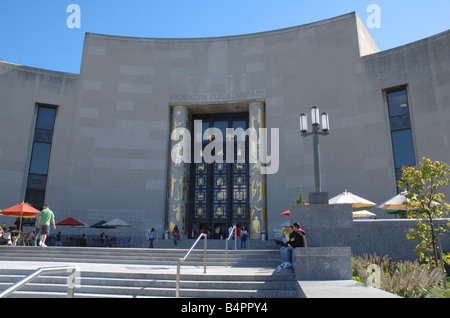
[[300, 106, 330, 204]]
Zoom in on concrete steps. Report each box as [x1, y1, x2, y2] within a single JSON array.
[[0, 244, 297, 298], [0, 270, 297, 298], [0, 246, 281, 267]]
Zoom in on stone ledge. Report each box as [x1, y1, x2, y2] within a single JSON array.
[[293, 247, 352, 281], [296, 280, 401, 298]]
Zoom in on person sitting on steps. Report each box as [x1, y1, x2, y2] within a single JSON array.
[[278, 222, 306, 269]]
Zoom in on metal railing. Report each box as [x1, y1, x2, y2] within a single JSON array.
[[225, 225, 237, 267], [176, 233, 207, 298], [0, 266, 78, 298]]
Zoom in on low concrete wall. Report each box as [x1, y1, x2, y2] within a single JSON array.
[[290, 204, 450, 261], [293, 247, 352, 280], [289, 203, 353, 247], [352, 219, 450, 261]]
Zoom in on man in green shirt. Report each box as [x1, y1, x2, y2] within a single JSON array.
[[38, 204, 56, 247]]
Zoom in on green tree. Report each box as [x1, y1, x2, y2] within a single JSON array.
[[295, 187, 307, 205], [398, 158, 450, 269]]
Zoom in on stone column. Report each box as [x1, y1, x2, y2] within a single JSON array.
[[166, 106, 190, 235], [249, 101, 267, 239]]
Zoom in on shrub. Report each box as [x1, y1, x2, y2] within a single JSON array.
[[352, 254, 447, 298]]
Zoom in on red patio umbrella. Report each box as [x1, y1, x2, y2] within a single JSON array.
[[56, 217, 85, 226], [56, 217, 86, 242]]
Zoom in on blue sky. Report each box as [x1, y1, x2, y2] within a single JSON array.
[[0, 0, 449, 74]]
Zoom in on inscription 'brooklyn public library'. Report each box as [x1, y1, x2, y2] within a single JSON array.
[[170, 89, 266, 103]]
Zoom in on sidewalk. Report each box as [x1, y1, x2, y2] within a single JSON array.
[[297, 280, 401, 298]]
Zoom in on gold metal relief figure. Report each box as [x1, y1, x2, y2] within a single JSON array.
[[167, 106, 190, 235], [172, 203, 183, 222], [252, 216, 261, 236], [249, 101, 267, 239], [168, 175, 177, 199]]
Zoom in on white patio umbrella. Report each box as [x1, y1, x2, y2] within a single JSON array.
[[377, 191, 410, 210], [103, 218, 131, 242], [378, 191, 439, 212], [329, 190, 376, 210], [352, 210, 377, 219]]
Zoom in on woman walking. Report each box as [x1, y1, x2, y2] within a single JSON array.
[[172, 225, 180, 246]]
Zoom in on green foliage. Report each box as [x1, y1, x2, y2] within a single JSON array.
[[281, 226, 290, 239], [295, 187, 307, 205], [352, 254, 447, 298], [426, 285, 450, 298], [398, 157, 450, 269]]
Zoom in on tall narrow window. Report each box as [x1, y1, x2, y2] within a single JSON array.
[[25, 105, 57, 209], [386, 87, 416, 191]]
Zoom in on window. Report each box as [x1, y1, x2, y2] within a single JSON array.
[[29, 142, 52, 175], [386, 87, 416, 190], [25, 105, 57, 209]]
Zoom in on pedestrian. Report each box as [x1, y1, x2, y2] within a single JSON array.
[[148, 228, 157, 248], [80, 234, 87, 247], [214, 225, 220, 239], [100, 232, 108, 247], [172, 225, 180, 246], [228, 224, 241, 250], [241, 225, 248, 249], [235, 224, 241, 250], [33, 211, 41, 246], [55, 231, 62, 246], [37, 203, 56, 247]]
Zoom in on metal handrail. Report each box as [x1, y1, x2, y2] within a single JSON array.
[[225, 225, 237, 267], [176, 233, 207, 298], [0, 266, 78, 298]]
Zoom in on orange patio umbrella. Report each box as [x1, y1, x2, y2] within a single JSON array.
[[0, 202, 40, 219], [0, 202, 40, 241], [280, 204, 309, 217]]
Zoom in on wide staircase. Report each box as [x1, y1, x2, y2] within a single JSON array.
[[0, 240, 298, 298]]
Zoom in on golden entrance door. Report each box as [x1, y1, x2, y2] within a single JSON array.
[[189, 114, 249, 238]]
